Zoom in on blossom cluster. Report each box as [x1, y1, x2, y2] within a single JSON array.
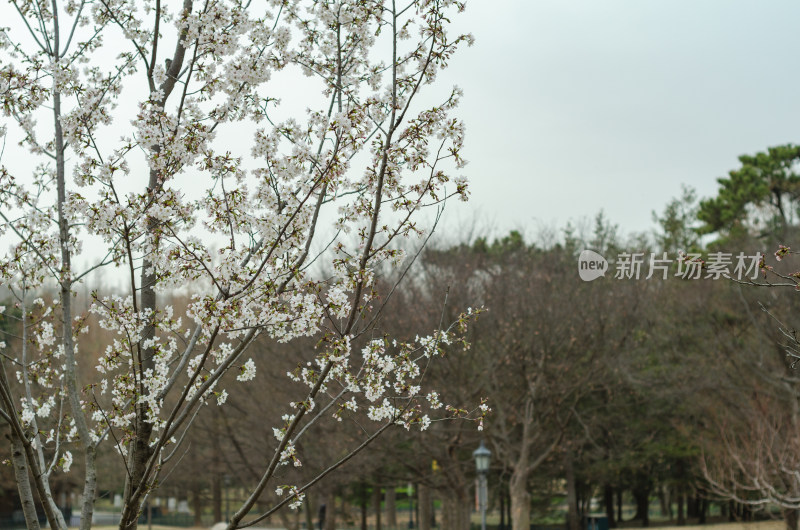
[[0, 0, 479, 524]]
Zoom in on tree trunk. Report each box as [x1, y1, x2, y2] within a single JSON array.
[[419, 484, 432, 530], [565, 454, 579, 530], [657, 487, 668, 518], [9, 433, 41, 530], [441, 490, 470, 530], [324, 490, 337, 530], [687, 496, 698, 519], [306, 494, 315, 530], [0, 358, 66, 530], [510, 467, 531, 530], [213, 474, 222, 523], [500, 483, 506, 530], [386, 487, 397, 529], [633, 490, 650, 528], [579, 483, 592, 521], [54, 86, 93, 530], [616, 489, 622, 524], [192, 482, 204, 527], [120, 182, 158, 529], [373, 485, 383, 530], [784, 508, 799, 530], [506, 486, 512, 530], [361, 487, 369, 530], [342, 494, 351, 527], [676, 494, 685, 526], [118, 25, 193, 523], [80, 446, 97, 530], [632, 488, 649, 527], [666, 488, 673, 520], [603, 484, 616, 529], [698, 498, 707, 525], [415, 484, 420, 530]]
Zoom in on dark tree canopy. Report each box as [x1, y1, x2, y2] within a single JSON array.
[[698, 144, 800, 239]]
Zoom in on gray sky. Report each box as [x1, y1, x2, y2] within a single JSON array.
[[4, 0, 798, 251], [434, 0, 800, 240]]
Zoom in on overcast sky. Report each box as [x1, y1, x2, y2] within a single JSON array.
[[4, 0, 798, 251], [432, 0, 800, 240]]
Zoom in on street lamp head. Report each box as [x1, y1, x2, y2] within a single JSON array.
[[473, 440, 491, 474]]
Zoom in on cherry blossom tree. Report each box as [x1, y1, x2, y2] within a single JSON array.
[[0, 1, 484, 528]]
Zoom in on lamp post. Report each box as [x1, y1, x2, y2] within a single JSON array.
[[473, 441, 491, 530]]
